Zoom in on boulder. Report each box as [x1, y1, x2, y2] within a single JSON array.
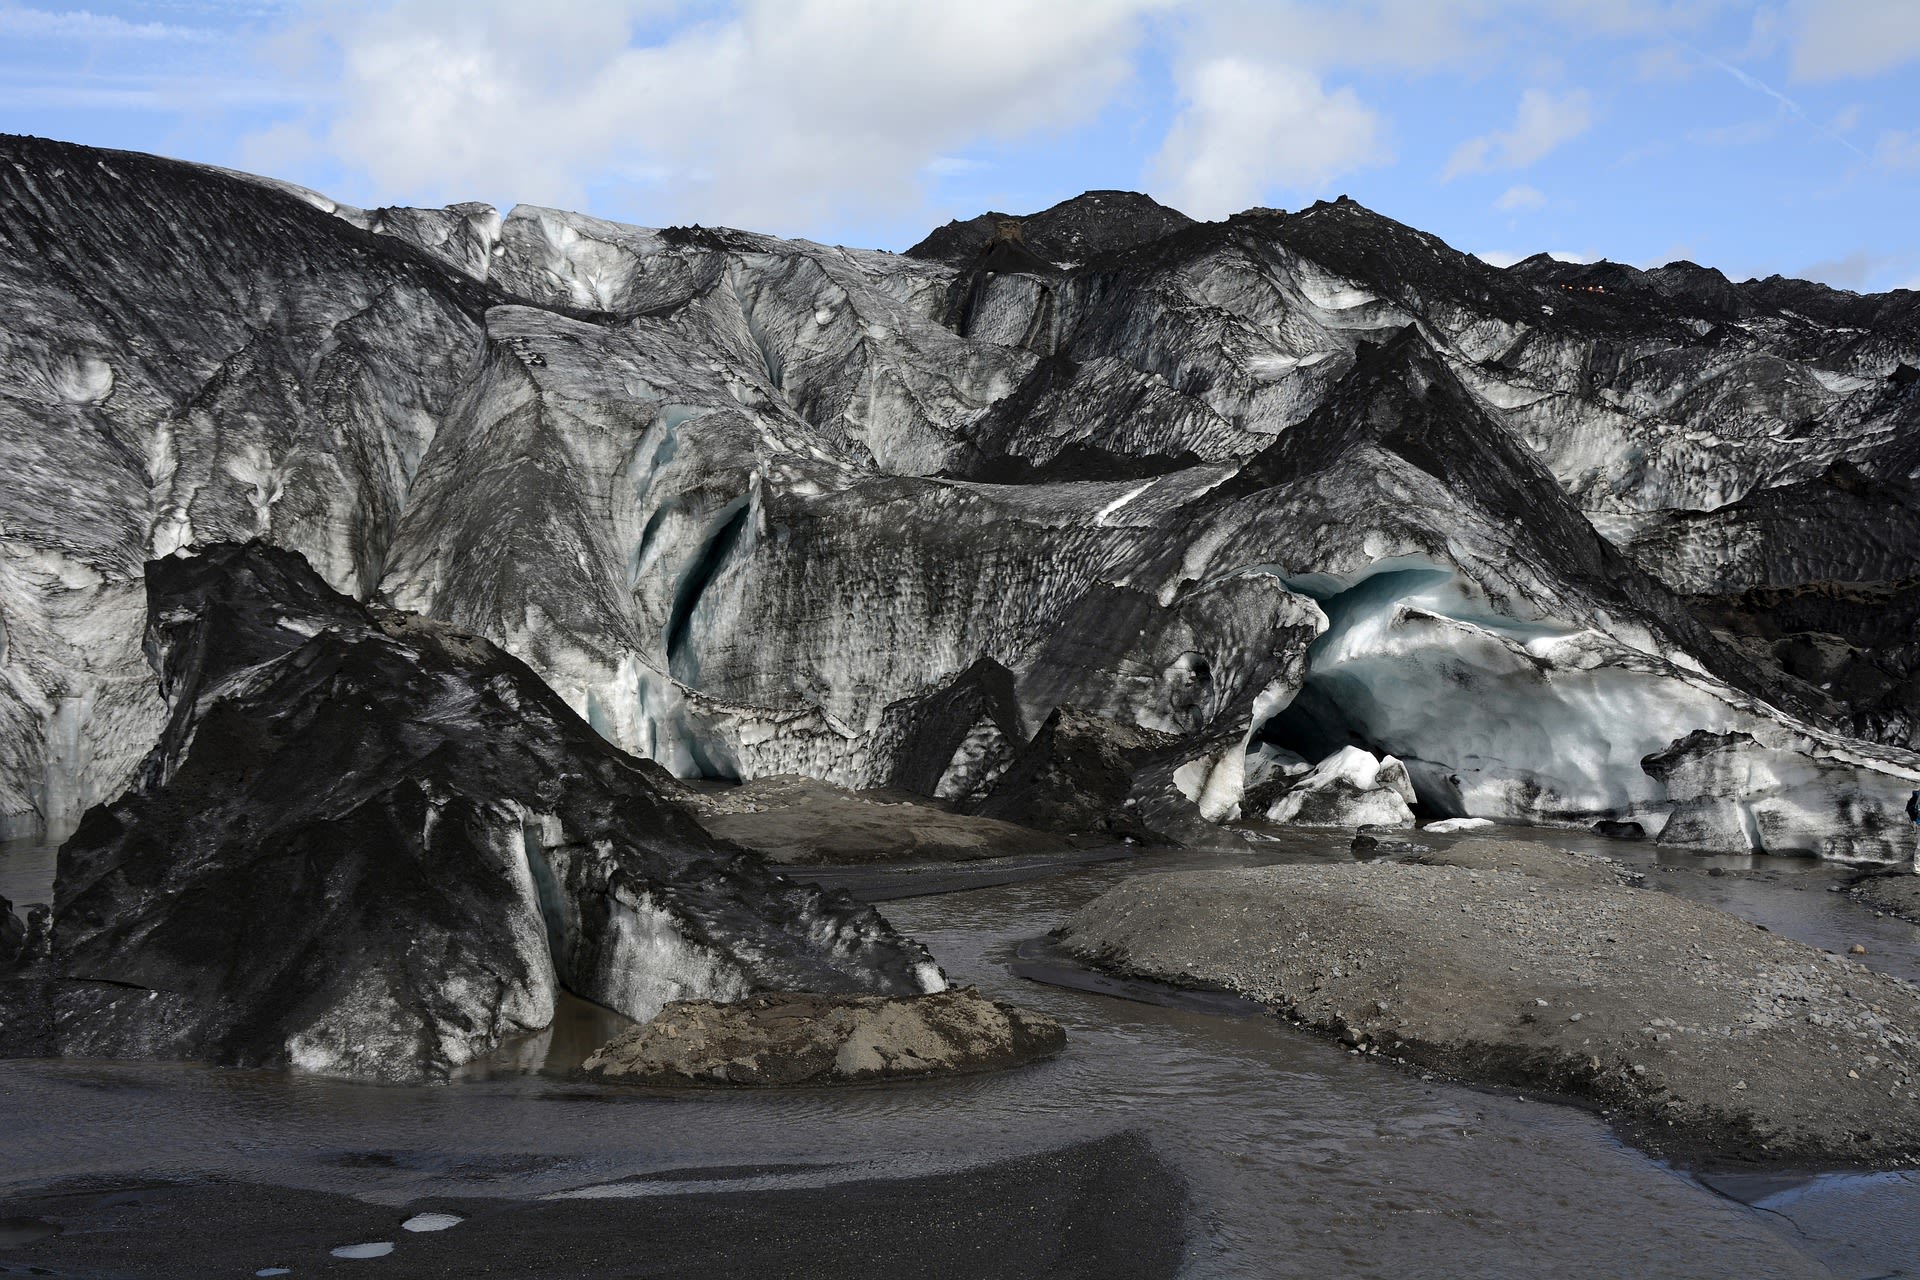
[[972, 706, 1179, 842], [582, 988, 1065, 1086], [1265, 746, 1417, 828]]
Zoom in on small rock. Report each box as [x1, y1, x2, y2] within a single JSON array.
[[1850, 944, 1868, 955]]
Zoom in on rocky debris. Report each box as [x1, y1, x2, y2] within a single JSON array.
[[1263, 746, 1417, 828], [1350, 832, 1431, 857], [1059, 840, 1920, 1165], [678, 774, 1068, 864], [971, 706, 1179, 843], [581, 988, 1065, 1086], [1643, 729, 1918, 864], [1851, 871, 1920, 924], [4, 542, 941, 1082]]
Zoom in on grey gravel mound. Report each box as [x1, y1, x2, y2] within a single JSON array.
[[583, 988, 1065, 1086], [1060, 841, 1920, 1165]]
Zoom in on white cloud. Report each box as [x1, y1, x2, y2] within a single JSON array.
[[1687, 117, 1780, 147], [1172, 0, 1493, 74], [1495, 183, 1547, 211], [922, 156, 989, 179], [1634, 43, 1693, 81], [0, 6, 216, 41], [248, 0, 1168, 231], [1875, 129, 1920, 169], [0, 72, 302, 109], [1147, 56, 1384, 219], [1443, 88, 1594, 180], [1799, 249, 1908, 290], [1789, 0, 1920, 80]]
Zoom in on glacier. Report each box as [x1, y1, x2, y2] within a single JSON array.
[[2, 136, 1919, 865]]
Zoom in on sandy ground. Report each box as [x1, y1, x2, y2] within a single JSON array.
[[683, 775, 1072, 864], [1059, 839, 1920, 1166]]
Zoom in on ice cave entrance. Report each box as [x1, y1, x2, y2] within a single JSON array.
[[1255, 567, 1460, 818], [1248, 561, 1620, 823]]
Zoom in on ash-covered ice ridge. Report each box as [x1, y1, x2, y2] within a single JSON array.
[[2, 134, 1918, 862], [1, 541, 941, 1081]]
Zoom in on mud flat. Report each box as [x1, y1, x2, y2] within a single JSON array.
[[1059, 839, 1920, 1166], [684, 775, 1069, 864], [0, 1132, 1183, 1280]]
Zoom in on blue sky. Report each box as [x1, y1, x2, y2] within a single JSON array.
[[2, 1, 1916, 290]]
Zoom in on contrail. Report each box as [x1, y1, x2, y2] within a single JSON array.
[[1688, 44, 1870, 161]]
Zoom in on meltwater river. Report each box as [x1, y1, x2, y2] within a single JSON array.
[[3, 828, 1918, 1278]]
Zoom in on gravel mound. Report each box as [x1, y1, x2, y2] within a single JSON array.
[[1060, 841, 1920, 1165], [583, 989, 1065, 1086]]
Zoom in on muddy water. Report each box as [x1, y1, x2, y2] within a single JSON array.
[[4, 829, 1920, 1277]]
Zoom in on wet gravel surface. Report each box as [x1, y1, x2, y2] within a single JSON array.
[[1060, 840, 1920, 1167]]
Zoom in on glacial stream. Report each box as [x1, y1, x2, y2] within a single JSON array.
[[4, 829, 1920, 1278]]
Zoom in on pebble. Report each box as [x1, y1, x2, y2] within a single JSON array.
[[1850, 944, 1869, 955], [331, 1242, 395, 1259]]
